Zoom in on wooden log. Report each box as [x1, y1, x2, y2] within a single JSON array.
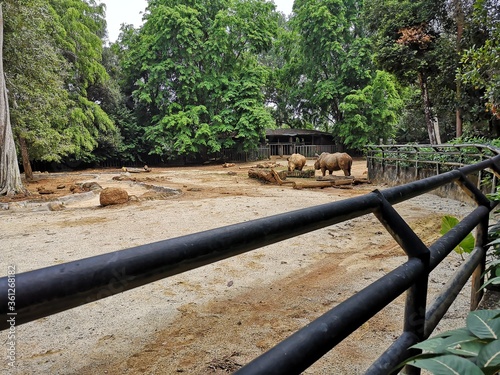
[[333, 179, 355, 186], [316, 175, 354, 181], [248, 168, 284, 184], [316, 175, 372, 185], [121, 166, 151, 173], [292, 181, 335, 190], [353, 178, 371, 185], [273, 169, 297, 187], [287, 169, 315, 178], [240, 162, 282, 169]]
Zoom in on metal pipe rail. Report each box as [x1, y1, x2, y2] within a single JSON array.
[[2, 155, 500, 374], [366, 143, 500, 173]]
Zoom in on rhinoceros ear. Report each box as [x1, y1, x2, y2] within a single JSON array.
[[314, 153, 320, 158]]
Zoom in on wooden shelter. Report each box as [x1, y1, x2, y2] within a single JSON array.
[[264, 129, 342, 157]]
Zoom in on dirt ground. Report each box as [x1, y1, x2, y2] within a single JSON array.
[[1, 157, 480, 374]]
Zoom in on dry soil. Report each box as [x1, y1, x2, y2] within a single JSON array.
[[0, 158, 480, 374]]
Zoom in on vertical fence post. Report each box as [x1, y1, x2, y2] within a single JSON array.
[[471, 213, 489, 310]]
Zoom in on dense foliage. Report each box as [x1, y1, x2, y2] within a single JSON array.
[[121, 0, 277, 160], [2, 0, 500, 175]]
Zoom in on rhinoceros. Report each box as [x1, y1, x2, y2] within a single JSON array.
[[287, 153, 307, 172], [314, 152, 352, 176]]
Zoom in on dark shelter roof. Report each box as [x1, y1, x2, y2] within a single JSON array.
[[265, 129, 333, 137]]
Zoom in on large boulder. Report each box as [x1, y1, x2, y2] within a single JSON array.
[[99, 187, 129, 206]]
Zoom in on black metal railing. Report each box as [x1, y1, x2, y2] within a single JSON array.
[[2, 154, 500, 374]]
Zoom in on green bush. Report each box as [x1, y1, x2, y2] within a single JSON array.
[[398, 310, 500, 375]]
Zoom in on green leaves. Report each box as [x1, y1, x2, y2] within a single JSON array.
[[127, 0, 277, 159], [291, 0, 373, 128], [477, 339, 500, 368], [402, 310, 500, 375], [408, 354, 484, 375], [338, 70, 403, 148], [467, 310, 500, 340], [440, 215, 475, 256]]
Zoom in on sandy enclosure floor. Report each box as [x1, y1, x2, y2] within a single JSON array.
[[0, 158, 479, 374]]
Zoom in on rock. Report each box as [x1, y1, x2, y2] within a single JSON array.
[[48, 202, 65, 211], [99, 187, 129, 206], [82, 182, 103, 192], [69, 184, 83, 194], [112, 174, 135, 181], [57, 184, 66, 189], [38, 189, 54, 195]]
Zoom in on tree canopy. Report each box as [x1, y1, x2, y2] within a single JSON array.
[[119, 0, 277, 160]]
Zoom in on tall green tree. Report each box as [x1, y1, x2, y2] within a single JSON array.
[[0, 3, 24, 195], [1, 0, 116, 183], [291, 0, 373, 132], [122, 0, 277, 160], [260, 12, 307, 129], [366, 0, 450, 144], [49, 0, 115, 162], [339, 70, 403, 148], [3, 0, 71, 180], [459, 0, 500, 137], [364, 0, 472, 144]]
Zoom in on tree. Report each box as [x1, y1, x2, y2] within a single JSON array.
[[365, 0, 448, 144], [260, 12, 305, 128], [49, 0, 115, 163], [459, 0, 500, 135], [3, 0, 71, 180], [364, 0, 492, 144], [123, 0, 277, 160], [339, 70, 404, 148], [0, 0, 116, 181], [0, 4, 25, 196], [290, 0, 374, 132]]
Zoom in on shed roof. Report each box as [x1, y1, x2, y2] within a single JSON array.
[[265, 129, 332, 137]]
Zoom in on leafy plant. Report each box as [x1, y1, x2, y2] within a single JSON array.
[[482, 187, 500, 291], [440, 215, 475, 258], [397, 310, 500, 375]]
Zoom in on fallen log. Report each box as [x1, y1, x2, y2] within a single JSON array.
[[353, 178, 371, 185], [240, 162, 282, 169], [248, 168, 355, 190], [292, 181, 335, 190], [248, 168, 294, 186], [316, 175, 354, 181], [332, 179, 355, 186], [287, 169, 315, 178], [121, 165, 151, 173], [316, 175, 371, 185], [332, 185, 354, 190], [248, 168, 280, 184]]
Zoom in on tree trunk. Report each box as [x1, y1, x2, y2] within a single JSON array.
[[455, 0, 464, 138], [456, 105, 463, 138], [418, 71, 441, 145], [0, 5, 25, 196], [19, 135, 33, 181]]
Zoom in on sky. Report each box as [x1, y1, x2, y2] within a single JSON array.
[[100, 0, 294, 43]]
